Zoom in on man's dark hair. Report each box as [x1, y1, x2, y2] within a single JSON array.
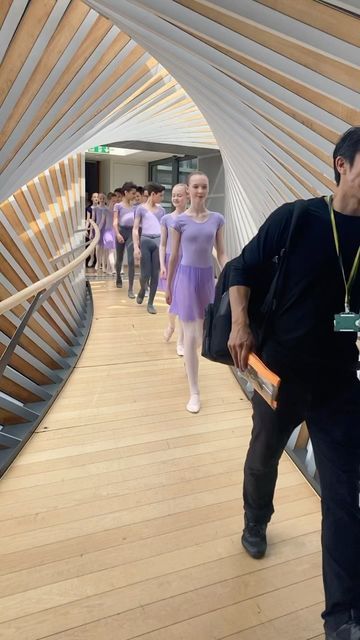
[[333, 126, 360, 186], [114, 187, 123, 195], [144, 182, 165, 195], [136, 186, 144, 195]]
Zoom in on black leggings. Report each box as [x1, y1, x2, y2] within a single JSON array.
[[139, 235, 160, 305], [115, 226, 134, 289]]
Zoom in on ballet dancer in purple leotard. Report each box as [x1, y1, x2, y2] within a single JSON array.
[[86, 192, 99, 267], [113, 181, 137, 297], [133, 182, 165, 315], [166, 172, 227, 413], [99, 192, 117, 274], [159, 183, 187, 355]]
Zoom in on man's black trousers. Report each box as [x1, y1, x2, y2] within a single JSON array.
[[243, 369, 360, 630]]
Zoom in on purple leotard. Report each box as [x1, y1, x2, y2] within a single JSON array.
[[135, 205, 165, 235], [114, 203, 134, 227], [170, 212, 224, 321]]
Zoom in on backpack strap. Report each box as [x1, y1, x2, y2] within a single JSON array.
[[258, 198, 308, 348]]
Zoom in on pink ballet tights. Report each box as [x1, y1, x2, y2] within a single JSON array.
[[182, 320, 203, 403]]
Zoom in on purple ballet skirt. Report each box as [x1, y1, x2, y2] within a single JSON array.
[[158, 251, 182, 292], [99, 208, 115, 249], [170, 264, 215, 322], [102, 229, 115, 250]]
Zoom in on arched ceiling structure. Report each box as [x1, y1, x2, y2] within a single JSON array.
[[86, 0, 360, 253], [1, 0, 359, 253], [0, 0, 216, 205]]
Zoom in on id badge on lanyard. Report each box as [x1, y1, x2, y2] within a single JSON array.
[[327, 196, 360, 332]]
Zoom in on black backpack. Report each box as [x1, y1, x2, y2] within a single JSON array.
[[202, 199, 307, 365]]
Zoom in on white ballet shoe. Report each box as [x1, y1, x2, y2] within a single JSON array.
[[164, 325, 175, 342], [186, 394, 201, 413], [176, 343, 184, 356]]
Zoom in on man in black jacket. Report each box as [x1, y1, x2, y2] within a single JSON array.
[[228, 127, 360, 640]]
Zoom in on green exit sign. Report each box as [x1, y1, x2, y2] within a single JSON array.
[[88, 145, 110, 154]]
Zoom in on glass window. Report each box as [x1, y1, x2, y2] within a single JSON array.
[[150, 160, 173, 212], [149, 156, 198, 212], [178, 157, 198, 185]]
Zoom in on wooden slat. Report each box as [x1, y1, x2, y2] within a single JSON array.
[[0, 409, 27, 425], [0, 15, 117, 173], [173, 0, 360, 89], [229, 74, 339, 144], [0, 0, 12, 30], [0, 0, 57, 107], [0, 1, 91, 148], [0, 316, 63, 370], [256, 0, 360, 47], [258, 127, 334, 190], [0, 377, 41, 404], [177, 23, 359, 126], [250, 105, 332, 167], [266, 150, 320, 196]]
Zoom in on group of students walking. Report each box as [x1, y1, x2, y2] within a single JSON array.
[[84, 127, 360, 640], [86, 171, 227, 414]]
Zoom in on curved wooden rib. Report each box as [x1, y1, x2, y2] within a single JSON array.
[[0, 220, 99, 316], [86, 0, 359, 254]]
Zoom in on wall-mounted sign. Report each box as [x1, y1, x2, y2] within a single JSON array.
[[87, 145, 110, 154]]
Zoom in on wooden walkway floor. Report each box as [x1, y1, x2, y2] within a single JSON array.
[[0, 280, 324, 639]]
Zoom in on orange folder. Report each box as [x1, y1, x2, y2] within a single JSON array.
[[244, 353, 281, 409]]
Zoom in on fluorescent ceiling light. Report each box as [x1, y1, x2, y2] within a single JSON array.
[[108, 147, 143, 156], [85, 146, 143, 156]]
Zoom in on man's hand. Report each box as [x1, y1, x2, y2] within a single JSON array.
[[116, 233, 124, 244], [160, 267, 167, 279], [228, 322, 255, 371]]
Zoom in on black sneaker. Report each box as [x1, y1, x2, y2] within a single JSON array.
[[241, 515, 267, 559], [326, 621, 360, 639], [116, 277, 122, 288]]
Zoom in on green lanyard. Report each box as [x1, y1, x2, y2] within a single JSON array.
[[327, 195, 360, 312]]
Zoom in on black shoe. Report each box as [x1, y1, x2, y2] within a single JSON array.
[[241, 515, 267, 559], [128, 290, 135, 299], [136, 289, 145, 304], [326, 621, 360, 639], [116, 277, 122, 288], [147, 304, 157, 314]]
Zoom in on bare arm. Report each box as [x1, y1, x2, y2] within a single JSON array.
[[159, 225, 168, 275], [227, 285, 255, 371], [113, 207, 124, 243], [165, 228, 181, 304], [132, 215, 141, 257], [214, 226, 227, 269]]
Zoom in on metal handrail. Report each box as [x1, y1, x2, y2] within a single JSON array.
[[0, 221, 99, 316]]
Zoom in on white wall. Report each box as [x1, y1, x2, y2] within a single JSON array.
[[111, 161, 147, 191], [96, 157, 148, 193]]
